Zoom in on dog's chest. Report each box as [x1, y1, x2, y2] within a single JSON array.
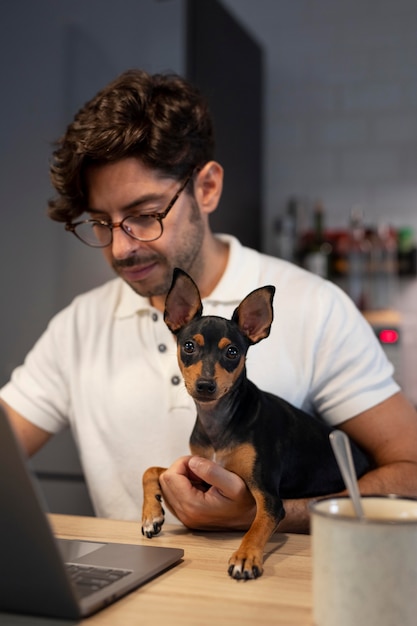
[[211, 448, 232, 467], [194, 443, 258, 483]]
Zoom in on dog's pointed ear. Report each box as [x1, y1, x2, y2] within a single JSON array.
[[164, 268, 203, 334], [232, 286, 275, 344]]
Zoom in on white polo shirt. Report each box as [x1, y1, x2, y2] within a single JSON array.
[[0, 235, 398, 520]]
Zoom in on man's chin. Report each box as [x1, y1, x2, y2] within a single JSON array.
[[120, 272, 172, 300]]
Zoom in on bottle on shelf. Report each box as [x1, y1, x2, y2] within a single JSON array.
[[368, 222, 398, 310], [397, 226, 417, 276], [346, 207, 370, 310], [302, 200, 332, 279], [273, 196, 298, 263]]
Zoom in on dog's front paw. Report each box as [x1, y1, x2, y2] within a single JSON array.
[[141, 494, 165, 538], [228, 548, 264, 580]]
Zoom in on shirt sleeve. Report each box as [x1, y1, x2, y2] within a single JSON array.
[[0, 307, 72, 433], [309, 280, 400, 424]]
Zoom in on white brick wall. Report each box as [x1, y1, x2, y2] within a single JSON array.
[[223, 0, 417, 252]]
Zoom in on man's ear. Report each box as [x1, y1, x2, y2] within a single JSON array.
[[193, 161, 223, 216]]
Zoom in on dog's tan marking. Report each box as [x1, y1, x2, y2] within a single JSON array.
[[177, 337, 200, 381], [141, 466, 166, 537], [178, 355, 203, 396], [190, 443, 215, 458], [218, 337, 230, 350], [215, 442, 257, 478], [193, 333, 205, 346], [213, 357, 245, 396], [228, 486, 279, 578]]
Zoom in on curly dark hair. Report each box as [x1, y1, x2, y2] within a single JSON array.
[[48, 69, 215, 222]]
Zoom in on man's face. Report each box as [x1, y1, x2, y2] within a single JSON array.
[[85, 158, 206, 303]]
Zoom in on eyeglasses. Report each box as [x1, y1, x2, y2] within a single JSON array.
[[65, 172, 193, 248]]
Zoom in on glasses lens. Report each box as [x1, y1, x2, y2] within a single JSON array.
[[75, 221, 112, 247], [123, 215, 163, 242]]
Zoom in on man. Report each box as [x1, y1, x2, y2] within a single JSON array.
[[1, 69, 417, 533]]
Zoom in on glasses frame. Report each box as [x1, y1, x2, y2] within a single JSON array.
[[65, 171, 194, 248]]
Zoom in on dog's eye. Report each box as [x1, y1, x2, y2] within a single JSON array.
[[225, 345, 239, 360], [183, 341, 195, 354]]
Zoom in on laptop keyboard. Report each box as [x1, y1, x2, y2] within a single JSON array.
[[66, 562, 132, 595]]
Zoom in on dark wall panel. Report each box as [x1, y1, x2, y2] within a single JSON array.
[[186, 0, 264, 250]]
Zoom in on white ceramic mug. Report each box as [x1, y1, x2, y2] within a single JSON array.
[[310, 495, 417, 626]]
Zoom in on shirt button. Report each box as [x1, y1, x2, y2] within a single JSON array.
[[152, 313, 158, 322], [171, 375, 181, 386], [158, 343, 167, 353]]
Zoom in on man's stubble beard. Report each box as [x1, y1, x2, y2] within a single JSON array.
[[112, 197, 206, 298]]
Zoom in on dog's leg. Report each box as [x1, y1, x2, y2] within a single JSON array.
[[141, 466, 167, 538], [228, 488, 284, 580]]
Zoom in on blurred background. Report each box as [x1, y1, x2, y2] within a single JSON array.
[[1, 0, 417, 513]]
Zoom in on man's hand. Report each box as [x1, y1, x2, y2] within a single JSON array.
[[159, 456, 256, 531]]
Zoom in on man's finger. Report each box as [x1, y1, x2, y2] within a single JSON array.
[[188, 456, 246, 498]]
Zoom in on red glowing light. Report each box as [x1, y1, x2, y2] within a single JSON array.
[[378, 329, 399, 344]]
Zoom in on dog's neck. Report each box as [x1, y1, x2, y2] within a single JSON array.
[[192, 371, 257, 448]]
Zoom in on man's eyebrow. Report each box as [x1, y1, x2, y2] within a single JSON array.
[[87, 192, 165, 215]]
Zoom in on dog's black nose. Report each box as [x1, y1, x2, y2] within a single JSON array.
[[196, 379, 216, 394]]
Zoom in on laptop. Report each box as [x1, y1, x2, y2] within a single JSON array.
[[0, 405, 184, 619]]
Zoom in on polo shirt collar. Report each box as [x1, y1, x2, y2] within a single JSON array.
[[204, 235, 261, 304], [114, 282, 151, 318]]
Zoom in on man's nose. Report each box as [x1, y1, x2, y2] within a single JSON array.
[[110, 224, 142, 258]]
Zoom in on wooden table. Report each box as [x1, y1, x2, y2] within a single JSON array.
[[2, 514, 314, 626]]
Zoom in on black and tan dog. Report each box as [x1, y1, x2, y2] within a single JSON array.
[[142, 268, 370, 579]]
